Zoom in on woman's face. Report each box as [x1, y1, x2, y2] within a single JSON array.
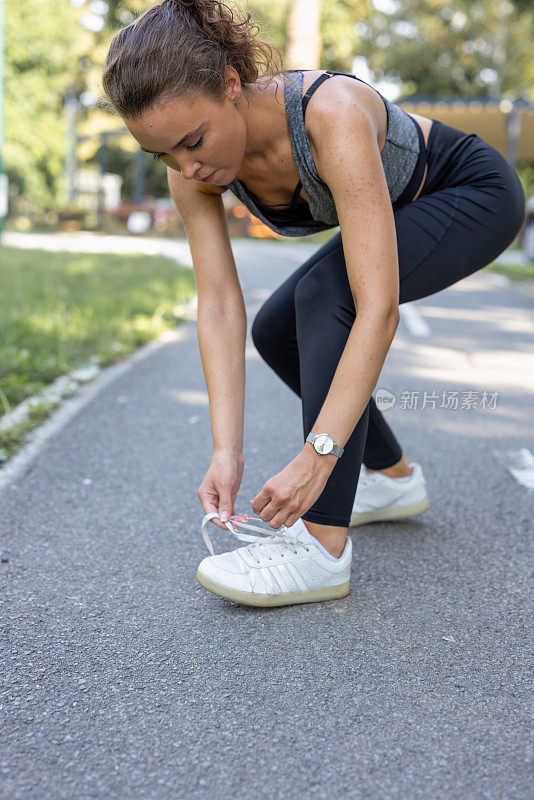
[[124, 69, 248, 185]]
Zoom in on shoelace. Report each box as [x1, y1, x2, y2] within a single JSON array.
[[201, 511, 310, 562]]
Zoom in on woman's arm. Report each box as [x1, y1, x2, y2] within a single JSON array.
[[196, 304, 247, 527], [197, 303, 247, 456], [304, 312, 398, 470], [303, 97, 401, 468], [167, 167, 247, 457], [251, 100, 403, 527]]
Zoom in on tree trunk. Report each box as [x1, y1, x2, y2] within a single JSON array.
[[285, 0, 322, 70]]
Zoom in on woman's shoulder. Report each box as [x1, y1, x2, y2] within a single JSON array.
[[300, 72, 388, 163]]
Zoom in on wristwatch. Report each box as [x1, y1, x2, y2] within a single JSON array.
[[306, 432, 344, 458]]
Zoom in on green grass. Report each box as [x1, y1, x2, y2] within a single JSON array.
[[483, 259, 534, 282], [0, 246, 197, 460]]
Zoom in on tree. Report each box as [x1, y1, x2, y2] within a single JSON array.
[[5, 0, 533, 214], [356, 0, 534, 101], [4, 0, 93, 210]]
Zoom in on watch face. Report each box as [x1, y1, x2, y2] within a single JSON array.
[[314, 434, 334, 454]]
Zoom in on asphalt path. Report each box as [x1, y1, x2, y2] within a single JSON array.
[[1, 239, 533, 799]]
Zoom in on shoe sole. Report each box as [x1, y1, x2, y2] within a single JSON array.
[[196, 570, 350, 607], [349, 495, 429, 528]]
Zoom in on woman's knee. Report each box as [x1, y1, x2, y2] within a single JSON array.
[[251, 306, 271, 353], [251, 300, 292, 356], [294, 271, 323, 308]]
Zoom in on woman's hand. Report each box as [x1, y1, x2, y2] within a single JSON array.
[[251, 448, 335, 530], [197, 451, 245, 531]]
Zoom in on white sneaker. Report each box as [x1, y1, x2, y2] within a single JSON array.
[[197, 512, 352, 607], [349, 462, 429, 527]]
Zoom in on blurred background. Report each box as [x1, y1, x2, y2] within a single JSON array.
[[1, 0, 533, 461], [1, 0, 533, 242]]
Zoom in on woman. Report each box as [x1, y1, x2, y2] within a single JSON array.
[[103, 0, 526, 608]]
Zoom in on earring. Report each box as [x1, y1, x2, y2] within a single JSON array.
[[235, 97, 240, 105]]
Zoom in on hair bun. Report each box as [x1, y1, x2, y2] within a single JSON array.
[[102, 0, 294, 121], [167, 0, 220, 31]]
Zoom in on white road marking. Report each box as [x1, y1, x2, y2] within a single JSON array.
[[484, 273, 511, 287], [501, 448, 534, 492], [400, 303, 432, 337]]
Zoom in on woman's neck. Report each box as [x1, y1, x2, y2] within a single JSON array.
[[240, 74, 287, 163]]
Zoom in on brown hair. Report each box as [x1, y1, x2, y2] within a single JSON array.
[[102, 0, 299, 119]]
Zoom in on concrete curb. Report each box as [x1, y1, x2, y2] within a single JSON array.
[[0, 322, 195, 498]]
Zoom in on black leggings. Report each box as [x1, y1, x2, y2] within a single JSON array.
[[251, 120, 526, 527]]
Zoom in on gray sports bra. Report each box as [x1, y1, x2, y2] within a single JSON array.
[[221, 69, 427, 237]]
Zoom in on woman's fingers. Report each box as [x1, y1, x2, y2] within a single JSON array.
[[250, 487, 271, 516], [199, 493, 230, 530]]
